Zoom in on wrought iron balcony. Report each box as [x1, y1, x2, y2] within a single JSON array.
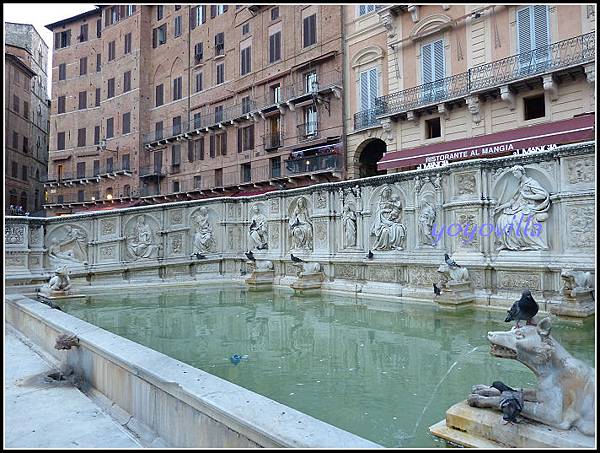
[[284, 152, 342, 176], [139, 166, 167, 178], [297, 122, 319, 141], [353, 108, 384, 130], [264, 132, 283, 150], [374, 32, 595, 119], [44, 165, 132, 185]]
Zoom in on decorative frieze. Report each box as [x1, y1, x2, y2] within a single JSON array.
[[497, 271, 541, 290], [566, 158, 594, 185], [567, 206, 594, 249], [6, 225, 25, 245]]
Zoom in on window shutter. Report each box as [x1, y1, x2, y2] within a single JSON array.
[[222, 133, 227, 156], [269, 35, 274, 62], [199, 137, 205, 160], [54, 33, 60, 49], [190, 6, 197, 29], [433, 39, 445, 81], [516, 7, 532, 55], [369, 68, 378, 108], [210, 134, 215, 157], [105, 9, 110, 26], [188, 140, 194, 162], [223, 5, 228, 12], [153, 28, 157, 48], [249, 125, 254, 149], [421, 42, 433, 85], [66, 30, 71, 47], [201, 6, 207, 23], [238, 128, 243, 153], [276, 32, 281, 60], [303, 17, 309, 47], [533, 6, 549, 49], [359, 5, 366, 16], [211, 5, 216, 18]]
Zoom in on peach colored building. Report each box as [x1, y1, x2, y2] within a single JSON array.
[[45, 5, 344, 216], [347, 4, 595, 176]]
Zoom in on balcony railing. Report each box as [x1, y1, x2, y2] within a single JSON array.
[[264, 132, 283, 150], [284, 152, 342, 176], [373, 32, 595, 119], [44, 165, 132, 184], [297, 122, 319, 141], [353, 108, 383, 130], [139, 166, 167, 178]]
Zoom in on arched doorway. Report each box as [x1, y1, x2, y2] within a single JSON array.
[[357, 138, 386, 178]]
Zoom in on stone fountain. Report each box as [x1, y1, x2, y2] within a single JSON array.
[[245, 260, 275, 291], [434, 261, 474, 307], [38, 265, 85, 302], [290, 262, 324, 296], [429, 317, 595, 448]]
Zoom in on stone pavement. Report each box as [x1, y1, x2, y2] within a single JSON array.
[[5, 326, 142, 448]]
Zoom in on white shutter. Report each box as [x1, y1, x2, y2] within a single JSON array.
[[368, 68, 378, 108], [360, 71, 369, 111], [517, 6, 532, 72], [533, 5, 550, 66], [359, 5, 366, 16], [433, 40, 445, 81], [422, 42, 433, 85]]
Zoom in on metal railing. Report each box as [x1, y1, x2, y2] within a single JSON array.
[[284, 152, 342, 176], [373, 32, 595, 118], [353, 107, 384, 130], [297, 122, 319, 141], [264, 132, 283, 150], [139, 165, 167, 178], [44, 165, 132, 183]]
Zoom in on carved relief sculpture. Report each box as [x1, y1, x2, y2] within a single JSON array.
[[371, 186, 406, 251], [289, 198, 313, 251], [494, 165, 551, 251], [48, 225, 89, 265], [127, 215, 157, 260], [342, 205, 357, 248], [248, 205, 268, 250], [192, 207, 215, 254], [418, 200, 437, 246]]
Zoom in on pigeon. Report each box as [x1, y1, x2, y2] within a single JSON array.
[[366, 250, 374, 260], [193, 253, 206, 260], [230, 354, 242, 365], [249, 220, 257, 230], [245, 251, 255, 261], [491, 381, 524, 424], [505, 289, 539, 328], [433, 283, 441, 296], [444, 253, 460, 268], [290, 218, 300, 228], [290, 254, 306, 263], [240, 268, 247, 276]]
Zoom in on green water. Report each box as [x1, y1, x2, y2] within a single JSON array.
[[61, 287, 595, 447]]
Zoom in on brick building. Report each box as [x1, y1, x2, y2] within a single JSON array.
[[5, 23, 50, 215], [44, 5, 344, 216]]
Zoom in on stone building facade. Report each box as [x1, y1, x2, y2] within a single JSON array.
[[347, 4, 596, 177], [5, 23, 50, 215], [45, 5, 344, 216]]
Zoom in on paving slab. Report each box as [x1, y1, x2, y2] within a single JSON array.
[[5, 327, 142, 448]]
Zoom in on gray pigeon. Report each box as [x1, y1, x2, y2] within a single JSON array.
[[491, 381, 524, 423], [505, 289, 538, 327], [245, 251, 255, 261], [444, 253, 460, 268]]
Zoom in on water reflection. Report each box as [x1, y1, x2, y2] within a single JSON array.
[[64, 288, 595, 447]]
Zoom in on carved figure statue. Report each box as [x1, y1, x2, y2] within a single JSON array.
[[437, 263, 470, 287], [48, 225, 88, 265], [561, 269, 594, 297], [248, 205, 268, 250], [342, 205, 357, 248], [193, 207, 215, 254], [494, 165, 551, 251], [251, 260, 274, 272], [418, 200, 437, 246], [292, 261, 322, 276], [468, 318, 595, 436], [289, 198, 313, 250], [55, 334, 79, 350], [127, 215, 156, 259], [45, 265, 72, 292], [371, 186, 406, 250]]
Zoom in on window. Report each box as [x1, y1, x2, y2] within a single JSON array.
[[242, 23, 250, 35], [111, 6, 118, 24], [23, 137, 29, 153], [194, 175, 202, 189], [171, 144, 181, 173], [215, 105, 223, 122], [195, 72, 203, 92], [124, 32, 132, 54], [175, 5, 181, 11], [57, 195, 64, 204], [217, 133, 227, 156], [123, 112, 131, 134], [425, 117, 441, 139], [194, 112, 202, 128], [123, 184, 131, 197], [96, 19, 102, 38], [269, 32, 281, 63], [107, 78, 115, 98], [215, 32, 224, 56], [193, 6, 207, 28], [153, 24, 167, 47], [173, 181, 180, 192], [240, 46, 251, 75], [241, 163, 251, 183], [359, 67, 378, 110], [108, 40, 116, 61], [358, 5, 377, 16], [524, 94, 545, 120], [155, 121, 164, 140], [215, 168, 223, 186], [106, 117, 114, 138], [124, 70, 132, 92], [78, 91, 87, 109], [57, 132, 66, 150], [157, 5, 164, 20], [305, 71, 318, 93], [80, 23, 88, 42], [12, 161, 18, 178], [270, 156, 281, 178], [55, 30, 71, 49], [304, 105, 317, 136], [78, 128, 87, 147], [194, 42, 204, 63], [173, 76, 182, 100], [80, 57, 87, 75], [156, 84, 164, 106], [13, 95, 20, 113], [94, 126, 100, 145], [216, 63, 224, 84], [174, 16, 182, 37], [58, 96, 66, 113], [241, 96, 251, 114], [217, 5, 226, 15], [106, 157, 114, 173], [122, 153, 130, 171], [421, 39, 445, 101], [24, 101, 29, 119], [238, 124, 254, 152], [59, 63, 66, 80], [303, 14, 317, 47], [96, 53, 101, 72], [173, 116, 182, 135], [195, 137, 205, 160], [95, 88, 101, 106], [271, 7, 279, 20], [517, 6, 550, 72], [78, 190, 85, 202], [272, 84, 282, 104], [77, 162, 86, 178]]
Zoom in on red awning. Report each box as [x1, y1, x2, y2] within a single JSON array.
[[378, 113, 595, 171]]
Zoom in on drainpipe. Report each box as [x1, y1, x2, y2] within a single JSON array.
[[340, 6, 348, 180]]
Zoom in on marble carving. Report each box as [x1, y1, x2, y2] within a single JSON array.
[[192, 207, 215, 254], [289, 197, 313, 251], [48, 225, 89, 266], [418, 200, 437, 246], [248, 205, 268, 250], [127, 215, 157, 260], [371, 185, 406, 251]]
